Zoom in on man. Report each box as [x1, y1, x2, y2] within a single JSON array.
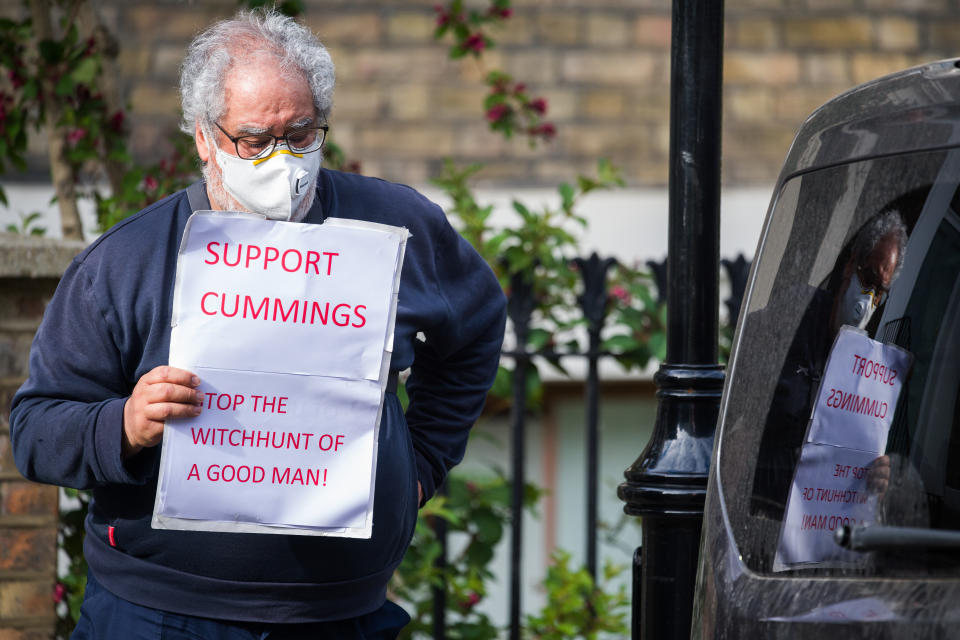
[[10, 10, 506, 639], [750, 210, 908, 519]]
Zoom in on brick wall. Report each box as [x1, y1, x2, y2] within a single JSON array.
[[5, 1, 960, 188], [83, 0, 960, 188], [0, 237, 84, 639]]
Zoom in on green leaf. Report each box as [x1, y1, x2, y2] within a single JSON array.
[[489, 365, 511, 398], [511, 199, 533, 223], [558, 182, 575, 211], [472, 509, 503, 544], [465, 540, 494, 566], [527, 328, 552, 351], [602, 334, 641, 352], [21, 78, 38, 101], [70, 56, 99, 85], [649, 331, 667, 361], [525, 365, 542, 407], [55, 73, 75, 96], [38, 39, 63, 63]]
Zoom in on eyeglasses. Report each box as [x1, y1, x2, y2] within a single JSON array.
[[214, 121, 328, 160], [857, 263, 889, 305]]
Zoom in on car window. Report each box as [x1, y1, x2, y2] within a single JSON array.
[[720, 147, 960, 576]]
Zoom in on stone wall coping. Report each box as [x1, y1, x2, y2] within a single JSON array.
[[0, 234, 85, 279]]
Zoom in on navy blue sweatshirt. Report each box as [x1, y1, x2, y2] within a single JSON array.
[[10, 170, 506, 622]]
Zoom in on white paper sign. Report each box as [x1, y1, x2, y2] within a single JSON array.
[[170, 214, 403, 381], [153, 213, 407, 538], [775, 326, 913, 569], [774, 444, 877, 569], [806, 327, 913, 453]]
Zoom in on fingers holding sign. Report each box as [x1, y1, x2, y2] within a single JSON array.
[[123, 366, 203, 459], [866, 455, 891, 496]]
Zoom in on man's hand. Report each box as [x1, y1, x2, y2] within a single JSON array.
[[867, 455, 891, 496], [122, 366, 203, 459]]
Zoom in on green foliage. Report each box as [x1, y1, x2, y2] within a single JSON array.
[[482, 70, 555, 145], [0, 1, 198, 236], [4, 210, 46, 235], [433, 159, 624, 331], [433, 2, 554, 147], [433, 157, 665, 386], [524, 551, 629, 640], [392, 472, 544, 639], [55, 488, 89, 639], [0, 12, 47, 205], [433, 0, 511, 59], [92, 130, 198, 231], [603, 264, 667, 370]]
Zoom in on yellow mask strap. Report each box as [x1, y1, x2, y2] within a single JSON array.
[[252, 148, 304, 166]]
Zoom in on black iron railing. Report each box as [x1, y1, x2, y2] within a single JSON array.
[[428, 253, 750, 640]]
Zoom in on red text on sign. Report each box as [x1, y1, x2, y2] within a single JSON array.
[[833, 464, 866, 479], [272, 466, 328, 486], [186, 464, 328, 487], [850, 354, 898, 386], [824, 388, 888, 419], [203, 394, 288, 413], [800, 486, 869, 504], [199, 292, 367, 328], [204, 242, 339, 276]]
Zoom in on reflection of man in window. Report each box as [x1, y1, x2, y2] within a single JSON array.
[[751, 210, 908, 518], [830, 211, 907, 334]]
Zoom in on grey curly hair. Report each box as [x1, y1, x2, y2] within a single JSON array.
[[179, 9, 334, 135], [852, 209, 908, 280]]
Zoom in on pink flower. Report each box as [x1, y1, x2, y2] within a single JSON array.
[[513, 83, 526, 94], [459, 591, 481, 610], [463, 32, 486, 52], [528, 97, 547, 115], [109, 110, 125, 134], [434, 5, 451, 27], [66, 128, 87, 145], [144, 175, 159, 191], [486, 103, 510, 123], [487, 7, 513, 19], [530, 122, 556, 139], [53, 582, 66, 604], [610, 285, 631, 305]]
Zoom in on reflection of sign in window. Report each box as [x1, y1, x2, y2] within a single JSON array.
[[774, 327, 913, 570]]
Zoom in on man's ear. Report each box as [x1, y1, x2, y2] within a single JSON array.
[[195, 121, 210, 164]]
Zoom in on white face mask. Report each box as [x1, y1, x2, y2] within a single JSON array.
[[838, 271, 878, 329], [215, 146, 321, 221]]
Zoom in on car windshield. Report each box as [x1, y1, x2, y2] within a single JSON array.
[[720, 147, 960, 576]]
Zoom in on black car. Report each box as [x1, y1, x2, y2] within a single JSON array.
[[694, 59, 960, 638]]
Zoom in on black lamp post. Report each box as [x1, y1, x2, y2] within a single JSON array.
[[617, 1, 725, 639]]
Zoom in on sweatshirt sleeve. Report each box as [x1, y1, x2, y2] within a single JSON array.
[[10, 259, 149, 489], [404, 221, 506, 503]]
